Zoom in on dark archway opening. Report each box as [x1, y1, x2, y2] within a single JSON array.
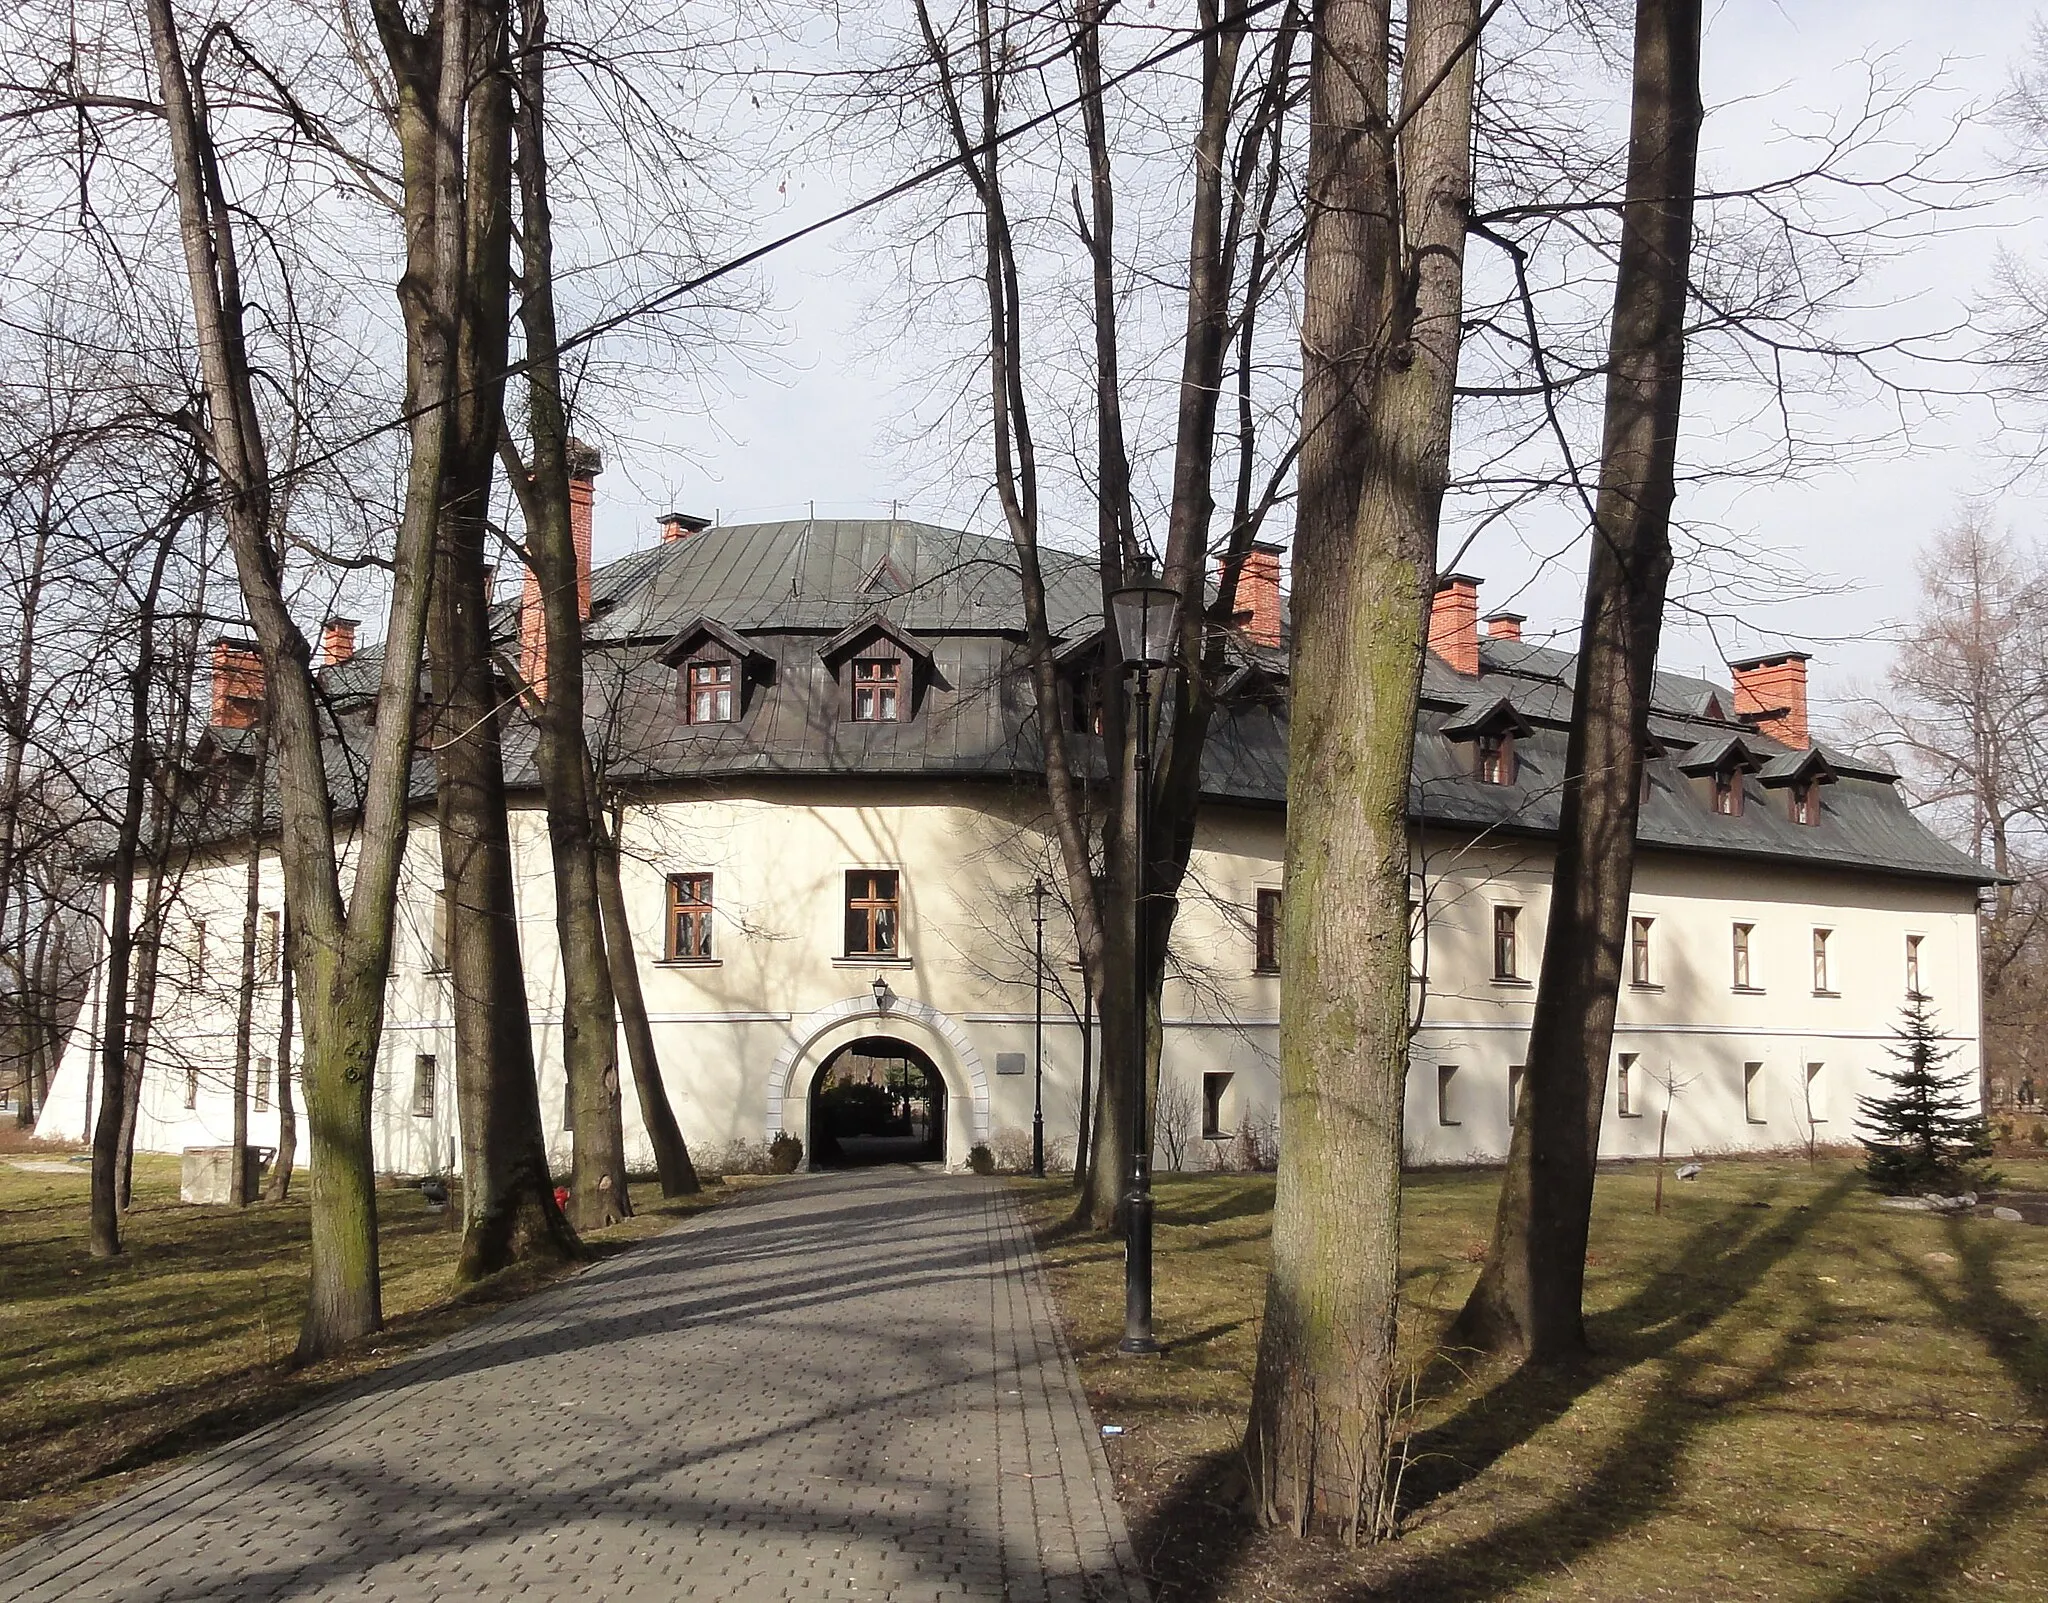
[[809, 1037, 947, 1167]]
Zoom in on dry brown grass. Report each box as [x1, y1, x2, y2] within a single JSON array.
[[1018, 1156, 2048, 1602], [0, 1146, 724, 1553]]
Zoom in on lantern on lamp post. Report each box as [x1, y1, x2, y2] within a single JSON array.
[[1108, 560, 1178, 1357]]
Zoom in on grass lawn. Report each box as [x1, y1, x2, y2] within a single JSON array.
[[1018, 1156, 2048, 1602], [0, 1144, 724, 1554]]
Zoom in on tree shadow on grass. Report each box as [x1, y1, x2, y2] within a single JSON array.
[[1125, 1171, 1860, 1603]]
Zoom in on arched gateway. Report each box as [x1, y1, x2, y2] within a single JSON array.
[[766, 994, 988, 1169]]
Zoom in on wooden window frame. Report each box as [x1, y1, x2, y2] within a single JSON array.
[[1790, 778, 1819, 825], [1905, 933, 1924, 999], [1254, 888, 1282, 974], [684, 657, 736, 725], [845, 869, 901, 958], [1732, 921, 1754, 989], [1493, 905, 1519, 981], [1066, 664, 1105, 735], [1712, 769, 1745, 817], [851, 656, 902, 722], [1617, 1052, 1639, 1118], [665, 873, 716, 962], [1630, 916, 1654, 987], [1812, 927, 1834, 995], [1477, 731, 1515, 785]]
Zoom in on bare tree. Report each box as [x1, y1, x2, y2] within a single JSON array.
[[1452, 0, 1704, 1365], [1243, 0, 1485, 1543]]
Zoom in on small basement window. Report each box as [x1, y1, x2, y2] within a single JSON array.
[[1744, 1061, 1765, 1124], [1436, 1065, 1460, 1126], [1202, 1071, 1234, 1140], [1804, 1061, 1826, 1123]]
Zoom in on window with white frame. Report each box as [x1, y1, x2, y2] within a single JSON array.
[[1732, 921, 1755, 989]]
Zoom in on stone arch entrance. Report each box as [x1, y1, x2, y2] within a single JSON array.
[[809, 1037, 947, 1166], [767, 993, 987, 1169]]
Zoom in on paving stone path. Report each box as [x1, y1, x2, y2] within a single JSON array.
[[0, 1170, 1147, 1603]]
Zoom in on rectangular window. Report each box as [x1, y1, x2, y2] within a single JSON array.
[[1905, 934, 1923, 998], [428, 890, 450, 973], [1812, 928, 1833, 994], [1617, 1052, 1638, 1118], [1067, 667, 1104, 735], [665, 873, 715, 961], [255, 1055, 272, 1112], [851, 657, 901, 722], [1713, 770, 1744, 816], [184, 1066, 199, 1110], [1805, 1061, 1826, 1123], [259, 910, 281, 984], [1631, 916, 1654, 986], [1732, 922, 1754, 989], [1509, 1065, 1527, 1125], [1493, 906, 1519, 980], [1436, 1065, 1460, 1126], [1744, 1061, 1765, 1124], [1255, 889, 1282, 974], [1202, 1071, 1234, 1140], [190, 918, 207, 983], [1790, 780, 1819, 826], [1477, 732, 1514, 785], [845, 869, 901, 957], [411, 1054, 436, 1118], [686, 659, 735, 724]]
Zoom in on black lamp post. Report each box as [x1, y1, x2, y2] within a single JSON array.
[[1109, 561, 1178, 1358], [1031, 876, 1048, 1179]]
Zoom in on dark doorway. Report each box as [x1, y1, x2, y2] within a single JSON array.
[[809, 1037, 947, 1167]]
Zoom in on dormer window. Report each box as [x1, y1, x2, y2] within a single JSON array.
[[852, 657, 901, 721], [1713, 770, 1743, 816], [1790, 778, 1824, 824], [1067, 664, 1105, 735], [1478, 732, 1514, 785], [685, 659, 734, 724]]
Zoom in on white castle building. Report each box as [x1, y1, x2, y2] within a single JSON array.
[[40, 487, 1989, 1174]]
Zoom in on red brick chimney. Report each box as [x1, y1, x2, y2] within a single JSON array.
[[1484, 611, 1524, 642], [1219, 543, 1285, 647], [210, 638, 265, 729], [319, 617, 359, 667], [1429, 574, 1481, 675], [520, 441, 602, 697], [1731, 650, 1811, 748], [659, 512, 712, 543]]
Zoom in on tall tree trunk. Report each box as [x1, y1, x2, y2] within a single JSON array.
[[115, 856, 166, 1213], [506, 10, 631, 1229], [420, 0, 579, 1281], [149, 0, 459, 1359], [1072, 971, 1095, 1188], [89, 528, 177, 1256], [265, 910, 297, 1200], [0, 516, 50, 931], [228, 714, 269, 1206], [1452, 0, 1703, 1364], [1244, 0, 1482, 1542], [594, 802, 697, 1195]]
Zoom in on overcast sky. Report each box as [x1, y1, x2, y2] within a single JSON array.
[[578, 0, 2048, 730]]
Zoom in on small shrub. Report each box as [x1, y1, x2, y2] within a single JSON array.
[[2030, 1122, 2048, 1149], [768, 1131, 804, 1174], [968, 1143, 996, 1175], [987, 1128, 1035, 1173]]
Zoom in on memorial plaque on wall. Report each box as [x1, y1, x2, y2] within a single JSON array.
[[995, 1052, 1027, 1076]]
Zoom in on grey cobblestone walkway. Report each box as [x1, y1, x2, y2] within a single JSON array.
[[0, 1170, 1146, 1603]]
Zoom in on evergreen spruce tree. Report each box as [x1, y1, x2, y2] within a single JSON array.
[[1857, 995, 1994, 1194]]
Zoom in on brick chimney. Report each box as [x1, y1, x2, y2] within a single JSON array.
[[319, 617, 359, 667], [659, 511, 712, 543], [1219, 542, 1285, 647], [1731, 650, 1811, 748], [519, 441, 602, 697], [1429, 574, 1481, 675], [1484, 611, 1524, 642], [210, 637, 264, 729]]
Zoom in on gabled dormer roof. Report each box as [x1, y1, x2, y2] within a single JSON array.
[[860, 554, 910, 596], [1677, 732, 1766, 775], [1442, 695, 1536, 742], [819, 612, 934, 670], [1758, 745, 1839, 787], [656, 616, 773, 672], [1053, 627, 1108, 667]]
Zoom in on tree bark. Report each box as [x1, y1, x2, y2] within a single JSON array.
[[507, 6, 631, 1230], [1243, 0, 1481, 1542], [228, 714, 269, 1206], [265, 910, 296, 1201], [115, 850, 166, 1213], [594, 802, 697, 1195], [1452, 0, 1703, 1364]]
